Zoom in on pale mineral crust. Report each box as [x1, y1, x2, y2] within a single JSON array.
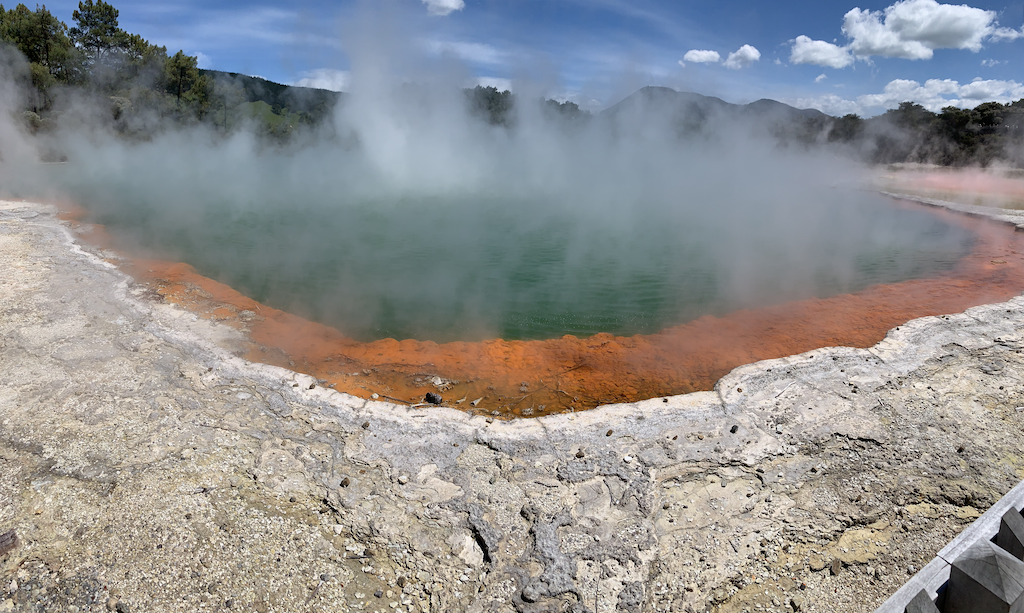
[[3, 196, 1024, 612]]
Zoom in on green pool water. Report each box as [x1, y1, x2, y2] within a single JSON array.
[[56, 181, 974, 343]]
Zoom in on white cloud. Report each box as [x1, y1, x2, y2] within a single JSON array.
[[723, 44, 760, 69], [789, 35, 854, 69], [787, 93, 863, 116], [958, 78, 1024, 100], [843, 0, 1016, 60], [815, 74, 828, 84], [990, 26, 1024, 41], [857, 78, 961, 109], [791, 77, 1024, 116], [981, 58, 1003, 67], [422, 0, 464, 16], [424, 40, 507, 67], [683, 49, 721, 64], [475, 77, 512, 92], [192, 51, 213, 70], [292, 68, 350, 92]]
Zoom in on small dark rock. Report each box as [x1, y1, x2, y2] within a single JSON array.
[[729, 425, 739, 434], [521, 584, 541, 603], [224, 599, 233, 608], [374, 590, 383, 598], [340, 477, 350, 488], [830, 559, 842, 576], [606, 429, 613, 437], [575, 450, 585, 458], [662, 398, 668, 403], [0, 529, 19, 556], [115, 603, 130, 613], [320, 573, 329, 582], [425, 392, 443, 405], [308, 383, 316, 390], [289, 496, 296, 503], [397, 576, 406, 588], [616, 581, 645, 613], [361, 421, 370, 429]]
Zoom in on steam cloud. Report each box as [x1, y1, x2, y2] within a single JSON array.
[[0, 5, 976, 342]]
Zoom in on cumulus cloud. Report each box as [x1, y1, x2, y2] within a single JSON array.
[[723, 44, 760, 69], [683, 49, 721, 64], [293, 68, 351, 92], [193, 51, 213, 70], [791, 76, 1024, 116], [790, 0, 1022, 69], [843, 0, 1017, 60], [787, 93, 863, 117], [789, 35, 854, 69], [857, 78, 961, 108], [422, 0, 464, 16], [958, 77, 1024, 100], [815, 74, 828, 84]]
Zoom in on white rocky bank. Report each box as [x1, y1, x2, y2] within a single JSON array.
[[2, 196, 1024, 613]]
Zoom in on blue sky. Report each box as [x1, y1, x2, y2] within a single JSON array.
[[38, 0, 1024, 116]]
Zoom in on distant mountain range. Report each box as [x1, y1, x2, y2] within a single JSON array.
[[204, 74, 830, 124], [603, 85, 827, 121]]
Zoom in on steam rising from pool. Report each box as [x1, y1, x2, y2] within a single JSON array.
[[0, 6, 976, 343]]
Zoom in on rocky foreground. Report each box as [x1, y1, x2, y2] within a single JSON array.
[[3, 197, 1024, 613]]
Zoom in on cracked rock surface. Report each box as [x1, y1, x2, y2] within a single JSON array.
[[3, 197, 1024, 612]]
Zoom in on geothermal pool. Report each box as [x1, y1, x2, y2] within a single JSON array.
[[44, 176, 1024, 417], [23, 141, 1024, 416], [66, 187, 972, 343]]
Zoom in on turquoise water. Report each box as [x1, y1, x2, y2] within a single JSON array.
[[63, 186, 975, 342]]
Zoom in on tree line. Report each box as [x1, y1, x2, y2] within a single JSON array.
[[0, 1, 340, 138], [854, 101, 1024, 167], [0, 1, 210, 128], [754, 100, 1024, 167], [2, 2, 1023, 165]]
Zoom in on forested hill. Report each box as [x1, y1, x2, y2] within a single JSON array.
[[599, 86, 1024, 167], [198, 70, 342, 127], [0, 1, 347, 137]]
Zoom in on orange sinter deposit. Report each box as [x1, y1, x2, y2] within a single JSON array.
[[58, 187, 1024, 418], [880, 166, 1024, 209]]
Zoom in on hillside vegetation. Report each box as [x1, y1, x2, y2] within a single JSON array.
[[2, 2, 1023, 166]]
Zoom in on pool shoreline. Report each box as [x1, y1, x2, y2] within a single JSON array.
[[56, 188, 1024, 416]]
